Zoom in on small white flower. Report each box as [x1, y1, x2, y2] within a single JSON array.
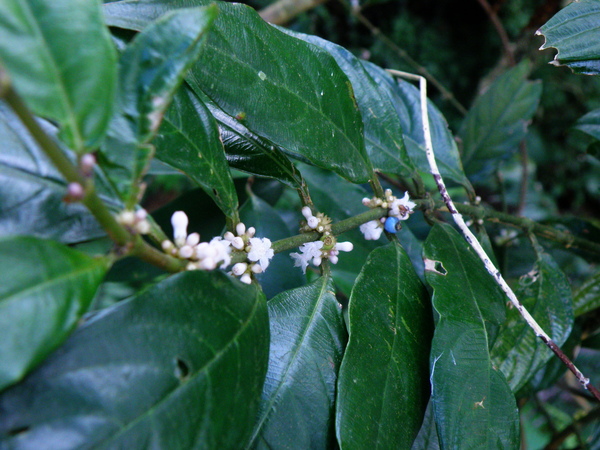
[[236, 222, 246, 236], [247, 237, 274, 271], [307, 216, 319, 229], [290, 241, 324, 273], [186, 233, 200, 247], [209, 237, 232, 269], [171, 211, 189, 247], [389, 192, 416, 220], [360, 220, 384, 240]]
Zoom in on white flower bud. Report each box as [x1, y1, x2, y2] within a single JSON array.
[[80, 153, 96, 176], [118, 210, 135, 226], [307, 217, 319, 229], [236, 222, 246, 236], [134, 221, 151, 234], [329, 255, 339, 264], [336, 241, 353, 252], [232, 262, 248, 276], [251, 264, 263, 274], [161, 240, 174, 251], [362, 197, 371, 206], [135, 209, 147, 221], [232, 237, 245, 250], [171, 211, 188, 247], [224, 231, 235, 241], [240, 273, 252, 284], [301, 206, 313, 219], [178, 245, 194, 259], [312, 256, 322, 266], [186, 262, 198, 271], [246, 227, 256, 238], [186, 233, 200, 247]]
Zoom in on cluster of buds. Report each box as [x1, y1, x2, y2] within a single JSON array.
[[225, 223, 274, 284], [162, 211, 231, 271], [359, 189, 416, 240], [291, 235, 353, 273], [300, 206, 332, 234], [116, 209, 151, 235]]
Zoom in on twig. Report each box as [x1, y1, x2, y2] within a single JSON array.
[[349, 7, 467, 116], [387, 68, 600, 403], [475, 0, 516, 66]]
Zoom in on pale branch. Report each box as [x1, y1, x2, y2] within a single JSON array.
[[387, 68, 600, 403], [259, 0, 327, 25]]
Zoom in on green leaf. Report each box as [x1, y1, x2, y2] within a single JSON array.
[[282, 31, 415, 178], [411, 402, 441, 450], [154, 84, 238, 219], [362, 62, 473, 192], [0, 0, 116, 151], [574, 108, 600, 141], [574, 269, 600, 317], [0, 236, 109, 391], [423, 223, 519, 449], [491, 250, 574, 392], [537, 0, 600, 75], [193, 86, 303, 189], [0, 270, 269, 448], [104, 0, 372, 183], [239, 193, 304, 299], [0, 103, 121, 243], [459, 61, 542, 180], [100, 5, 216, 207], [336, 242, 433, 449], [248, 275, 346, 449]]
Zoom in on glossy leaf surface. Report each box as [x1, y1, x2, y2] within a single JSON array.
[[101, 5, 216, 206], [285, 31, 414, 177], [537, 0, 600, 75], [491, 250, 573, 392], [336, 242, 432, 449], [239, 193, 304, 299], [424, 223, 519, 449], [154, 84, 238, 218], [573, 269, 600, 317], [0, 103, 120, 243], [362, 62, 472, 191], [0, 0, 116, 151], [0, 237, 108, 391], [459, 62, 542, 180], [0, 271, 269, 449], [248, 276, 346, 449], [104, 0, 372, 183]]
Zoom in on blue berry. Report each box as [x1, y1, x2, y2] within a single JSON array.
[[384, 217, 401, 233]]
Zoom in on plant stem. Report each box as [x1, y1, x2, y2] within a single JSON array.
[[0, 67, 186, 273], [390, 68, 600, 403]]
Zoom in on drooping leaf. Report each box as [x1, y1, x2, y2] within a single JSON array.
[[100, 5, 216, 207], [0, 102, 121, 243], [154, 84, 238, 218], [336, 242, 432, 449], [362, 61, 472, 192], [283, 31, 415, 178], [0, 0, 116, 151], [574, 269, 600, 317], [537, 0, 600, 75], [0, 270, 269, 449], [239, 192, 304, 299], [247, 275, 346, 449], [104, 0, 373, 183], [459, 61, 542, 180], [491, 249, 573, 393], [574, 108, 600, 142], [0, 237, 109, 391], [192, 86, 303, 189], [423, 223, 519, 449]]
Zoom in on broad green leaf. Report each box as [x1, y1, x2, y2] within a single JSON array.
[[193, 86, 303, 189], [491, 250, 573, 392], [537, 0, 600, 75], [300, 164, 380, 296], [283, 31, 415, 178], [574, 108, 600, 141], [362, 61, 473, 192], [0, 103, 121, 243], [336, 242, 432, 449], [411, 402, 441, 450], [0, 0, 116, 151], [424, 223, 519, 449], [100, 5, 216, 207], [239, 193, 304, 299], [574, 270, 600, 317], [0, 237, 109, 391], [154, 84, 238, 218], [104, 0, 373, 183], [459, 62, 542, 180], [0, 270, 269, 448], [248, 275, 346, 449]]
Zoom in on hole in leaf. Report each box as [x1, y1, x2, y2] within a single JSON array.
[[8, 425, 30, 436], [424, 258, 447, 276], [175, 357, 190, 381]]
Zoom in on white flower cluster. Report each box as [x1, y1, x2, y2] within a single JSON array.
[[162, 211, 231, 271], [225, 223, 274, 284], [116, 209, 151, 235], [359, 189, 416, 240], [291, 239, 353, 274], [300, 206, 332, 234]]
